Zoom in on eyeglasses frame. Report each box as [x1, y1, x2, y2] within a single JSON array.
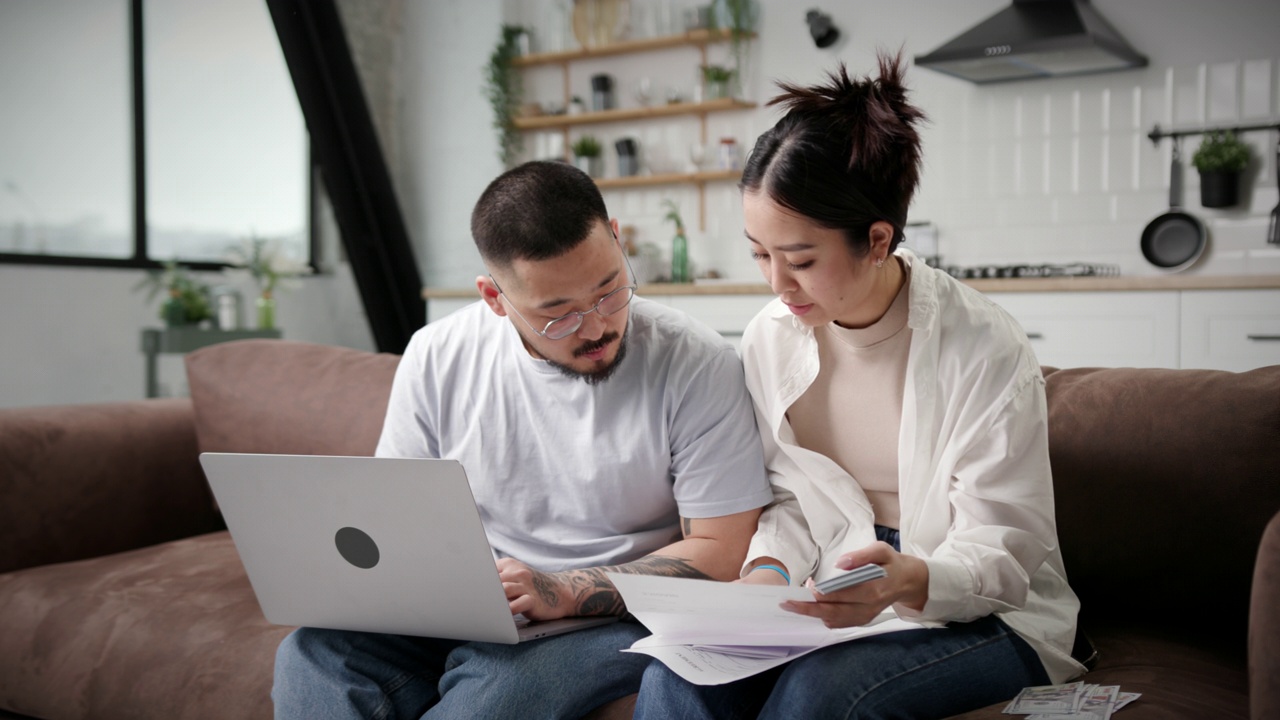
[[490, 238, 639, 341]]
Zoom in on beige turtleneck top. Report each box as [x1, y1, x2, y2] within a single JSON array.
[[786, 264, 913, 529]]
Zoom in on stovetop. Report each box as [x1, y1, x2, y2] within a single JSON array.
[[941, 263, 1121, 280]]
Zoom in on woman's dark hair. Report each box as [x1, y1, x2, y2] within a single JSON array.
[[471, 160, 610, 268], [740, 52, 925, 256]]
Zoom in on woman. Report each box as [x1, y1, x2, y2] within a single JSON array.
[[634, 54, 1086, 719]]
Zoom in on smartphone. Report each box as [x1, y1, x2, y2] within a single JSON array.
[[814, 564, 886, 594]]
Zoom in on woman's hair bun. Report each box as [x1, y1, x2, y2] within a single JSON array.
[[768, 51, 925, 203]]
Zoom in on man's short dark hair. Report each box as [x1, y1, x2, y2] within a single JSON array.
[[471, 160, 610, 269]]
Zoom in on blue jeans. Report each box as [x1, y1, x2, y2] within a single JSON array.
[[273, 621, 652, 720], [634, 527, 1051, 720]]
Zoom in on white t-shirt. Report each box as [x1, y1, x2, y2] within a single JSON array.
[[376, 297, 773, 572]]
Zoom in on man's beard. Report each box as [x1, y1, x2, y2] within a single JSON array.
[[547, 329, 628, 386]]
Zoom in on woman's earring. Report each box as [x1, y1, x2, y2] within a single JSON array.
[[876, 257, 885, 269]]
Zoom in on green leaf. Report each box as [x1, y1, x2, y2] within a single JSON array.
[[1191, 131, 1250, 172]]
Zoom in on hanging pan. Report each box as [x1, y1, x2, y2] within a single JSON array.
[[1141, 139, 1206, 271]]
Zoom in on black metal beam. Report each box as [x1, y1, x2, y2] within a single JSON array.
[[130, 0, 147, 263], [265, 0, 425, 353]]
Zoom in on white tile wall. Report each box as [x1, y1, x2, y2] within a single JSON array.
[[1242, 60, 1273, 119], [918, 58, 1279, 276]]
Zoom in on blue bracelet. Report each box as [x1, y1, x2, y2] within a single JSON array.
[[754, 564, 790, 584]]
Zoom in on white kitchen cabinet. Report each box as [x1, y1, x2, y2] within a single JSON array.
[[984, 291, 1181, 369], [1179, 290, 1280, 371]]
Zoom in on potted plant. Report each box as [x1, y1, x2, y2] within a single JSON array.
[[485, 25, 528, 167], [711, 0, 757, 95], [225, 236, 312, 330], [571, 135, 603, 178], [134, 261, 214, 328], [1192, 130, 1250, 208], [701, 64, 734, 101]]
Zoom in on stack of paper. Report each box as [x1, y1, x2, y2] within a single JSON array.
[[608, 573, 926, 685], [1003, 682, 1141, 719]]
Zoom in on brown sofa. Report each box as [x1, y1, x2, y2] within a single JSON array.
[[0, 339, 1276, 720]]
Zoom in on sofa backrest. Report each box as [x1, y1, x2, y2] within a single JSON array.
[[184, 340, 1279, 649], [186, 339, 401, 457], [1043, 365, 1280, 647]]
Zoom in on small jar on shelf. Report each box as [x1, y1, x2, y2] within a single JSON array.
[[717, 137, 740, 170]]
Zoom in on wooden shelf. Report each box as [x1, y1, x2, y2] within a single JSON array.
[[595, 169, 740, 190], [514, 98, 756, 130], [510, 26, 757, 232], [513, 28, 756, 68]]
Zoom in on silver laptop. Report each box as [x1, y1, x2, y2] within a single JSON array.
[[199, 453, 616, 643]]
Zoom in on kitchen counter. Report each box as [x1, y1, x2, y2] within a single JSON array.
[[421, 274, 1280, 299]]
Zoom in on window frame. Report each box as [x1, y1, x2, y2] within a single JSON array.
[[0, 0, 315, 273]]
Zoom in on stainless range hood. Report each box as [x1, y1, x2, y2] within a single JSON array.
[[914, 0, 1147, 84]]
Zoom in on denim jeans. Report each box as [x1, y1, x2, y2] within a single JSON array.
[[273, 621, 651, 720], [633, 526, 1051, 720]]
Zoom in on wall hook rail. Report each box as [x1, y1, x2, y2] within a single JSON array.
[[1148, 122, 1280, 147]]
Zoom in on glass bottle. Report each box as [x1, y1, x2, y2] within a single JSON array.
[[256, 291, 276, 330], [671, 231, 689, 283]]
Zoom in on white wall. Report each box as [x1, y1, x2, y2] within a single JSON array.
[[0, 262, 371, 407], [401, 0, 1280, 289], [399, 0, 505, 289]]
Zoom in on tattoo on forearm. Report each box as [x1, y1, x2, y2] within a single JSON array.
[[552, 555, 712, 617], [681, 517, 693, 538], [531, 570, 560, 608]]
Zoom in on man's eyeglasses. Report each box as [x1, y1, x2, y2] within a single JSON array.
[[492, 249, 638, 341]]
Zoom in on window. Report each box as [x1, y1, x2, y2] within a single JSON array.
[[0, 0, 310, 269], [0, 1, 133, 260]]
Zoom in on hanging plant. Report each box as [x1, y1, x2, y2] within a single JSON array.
[[485, 25, 528, 167], [1191, 130, 1250, 174], [1192, 130, 1250, 208], [711, 0, 757, 94]]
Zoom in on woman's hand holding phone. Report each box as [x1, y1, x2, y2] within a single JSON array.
[[779, 541, 930, 628]]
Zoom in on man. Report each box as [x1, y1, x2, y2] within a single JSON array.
[[272, 160, 772, 719]]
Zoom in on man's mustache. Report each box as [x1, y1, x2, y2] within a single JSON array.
[[574, 332, 620, 358]]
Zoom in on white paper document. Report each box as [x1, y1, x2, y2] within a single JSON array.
[[608, 573, 926, 685]]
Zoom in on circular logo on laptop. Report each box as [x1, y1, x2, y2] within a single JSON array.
[[334, 526, 380, 569]]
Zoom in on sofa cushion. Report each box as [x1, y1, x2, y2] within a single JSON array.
[[1252, 509, 1280, 720], [0, 398, 221, 575], [1043, 366, 1280, 647], [951, 627, 1248, 719], [0, 532, 288, 720], [186, 340, 401, 457]]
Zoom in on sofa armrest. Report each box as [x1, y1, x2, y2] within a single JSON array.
[[1252, 509, 1280, 720], [0, 399, 224, 575]]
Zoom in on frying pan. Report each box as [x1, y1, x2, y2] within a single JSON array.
[[1141, 140, 1206, 271]]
